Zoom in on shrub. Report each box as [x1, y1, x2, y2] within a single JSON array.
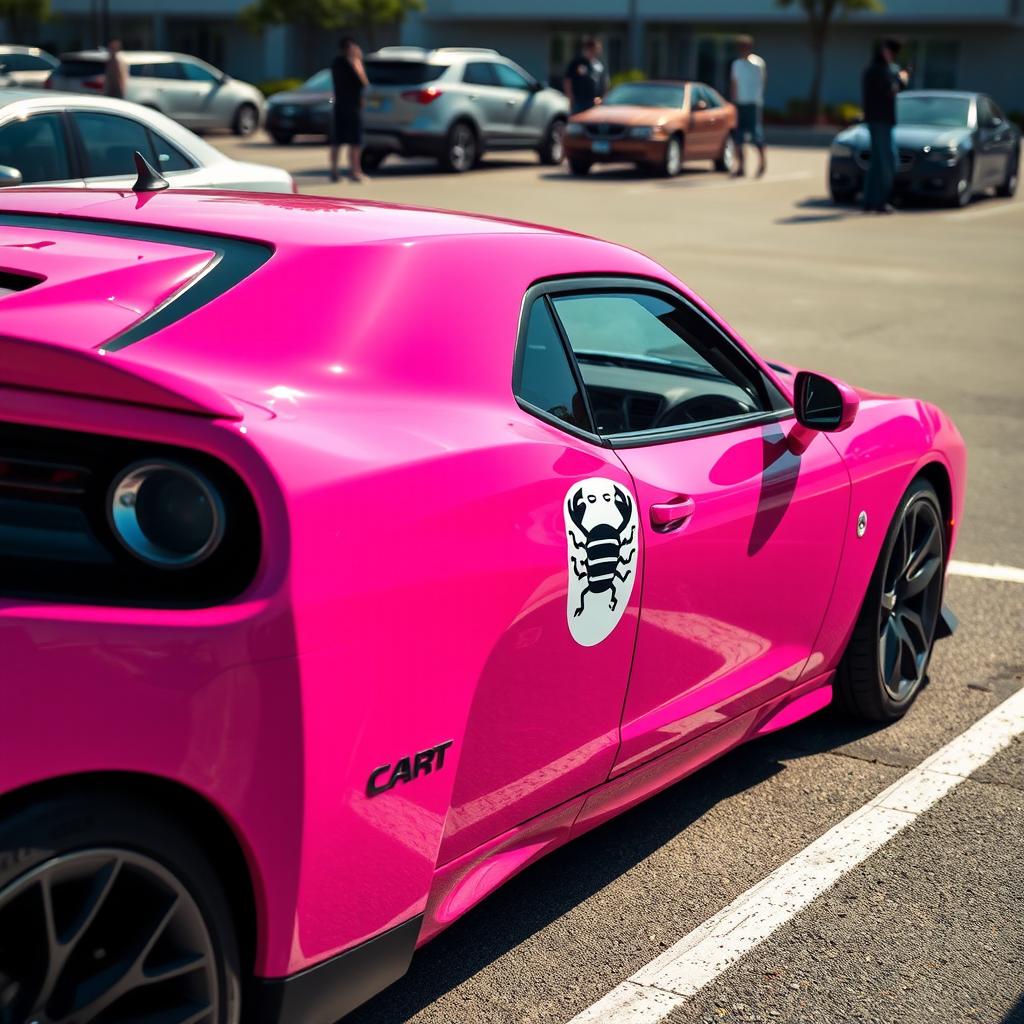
[[258, 77, 303, 98]]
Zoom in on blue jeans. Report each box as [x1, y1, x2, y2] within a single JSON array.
[[863, 122, 897, 210]]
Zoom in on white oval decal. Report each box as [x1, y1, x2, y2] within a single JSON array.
[[564, 477, 639, 647]]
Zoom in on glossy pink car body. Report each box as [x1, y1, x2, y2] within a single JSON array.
[[0, 189, 966, 1021]]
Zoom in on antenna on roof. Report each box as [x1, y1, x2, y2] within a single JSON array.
[[131, 150, 169, 193]]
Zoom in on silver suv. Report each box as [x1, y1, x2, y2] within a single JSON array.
[[47, 51, 265, 135], [361, 47, 569, 172]]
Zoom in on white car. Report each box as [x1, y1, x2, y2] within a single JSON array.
[[0, 46, 58, 88], [0, 89, 293, 192]]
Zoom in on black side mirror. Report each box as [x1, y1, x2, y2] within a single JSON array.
[[793, 370, 859, 432], [0, 165, 23, 188], [529, 80, 543, 93]]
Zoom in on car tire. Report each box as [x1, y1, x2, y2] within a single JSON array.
[[233, 102, 259, 137], [996, 153, 1019, 198], [660, 133, 683, 177], [0, 792, 242, 1023], [270, 130, 294, 145], [361, 148, 387, 173], [568, 157, 592, 176], [715, 134, 738, 174], [835, 478, 947, 722], [830, 184, 857, 204], [538, 118, 566, 165], [947, 154, 974, 207], [440, 120, 478, 173]]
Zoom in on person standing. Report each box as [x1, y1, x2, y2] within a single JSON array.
[[330, 37, 369, 184], [861, 38, 909, 214], [730, 35, 767, 177], [563, 36, 608, 115], [104, 39, 127, 99]]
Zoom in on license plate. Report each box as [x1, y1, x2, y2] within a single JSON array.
[[366, 96, 390, 112], [591, 140, 612, 154]]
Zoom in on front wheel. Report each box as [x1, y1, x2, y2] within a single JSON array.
[[538, 118, 566, 165], [996, 153, 1019, 198], [0, 794, 242, 1023], [660, 134, 683, 177], [568, 157, 592, 176], [270, 129, 294, 145], [361, 148, 387, 173], [715, 135, 738, 173], [440, 121, 478, 173], [947, 155, 974, 207], [233, 102, 259, 137], [835, 479, 946, 722], [830, 184, 857, 204]]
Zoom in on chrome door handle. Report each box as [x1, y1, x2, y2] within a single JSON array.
[[650, 497, 696, 532]]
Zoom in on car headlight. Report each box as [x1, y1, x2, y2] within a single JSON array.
[[566, 123, 585, 137], [313, 100, 333, 114], [110, 461, 225, 568], [830, 142, 853, 157], [628, 126, 655, 140]]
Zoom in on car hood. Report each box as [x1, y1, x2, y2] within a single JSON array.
[[835, 123, 973, 150], [269, 88, 331, 107], [572, 104, 678, 127]]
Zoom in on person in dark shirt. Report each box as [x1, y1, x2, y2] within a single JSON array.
[[330, 36, 369, 183], [563, 36, 608, 115], [861, 38, 909, 213]]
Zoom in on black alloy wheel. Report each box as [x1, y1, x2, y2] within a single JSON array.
[[996, 153, 1019, 198], [836, 479, 946, 721], [0, 796, 241, 1024], [949, 154, 974, 208]]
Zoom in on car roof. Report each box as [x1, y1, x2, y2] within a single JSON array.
[[366, 46, 508, 66], [0, 45, 49, 54], [901, 90, 979, 100], [58, 50, 201, 64]]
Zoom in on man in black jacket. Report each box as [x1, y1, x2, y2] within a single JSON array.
[[861, 38, 909, 213]]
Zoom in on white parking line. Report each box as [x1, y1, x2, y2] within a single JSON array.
[[567, 685, 1024, 1024], [948, 559, 1024, 584]]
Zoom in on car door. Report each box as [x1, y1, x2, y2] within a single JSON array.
[[0, 111, 85, 188], [976, 96, 1015, 185], [179, 58, 229, 128], [545, 281, 850, 776], [435, 293, 639, 865], [492, 60, 544, 143], [687, 84, 719, 159], [461, 61, 511, 142]]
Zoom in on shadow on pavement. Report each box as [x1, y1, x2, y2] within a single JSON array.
[[345, 704, 880, 1024], [777, 191, 1008, 224]]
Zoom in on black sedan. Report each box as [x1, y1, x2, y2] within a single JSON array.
[[265, 68, 333, 144], [829, 90, 1019, 208]]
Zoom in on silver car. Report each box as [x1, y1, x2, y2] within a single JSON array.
[[47, 50, 266, 136], [0, 46, 58, 88], [360, 46, 570, 172], [0, 90, 293, 192]]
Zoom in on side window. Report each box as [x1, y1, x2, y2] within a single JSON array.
[[180, 61, 218, 83], [515, 299, 592, 433], [703, 86, 723, 109], [149, 130, 193, 171], [550, 290, 776, 436], [130, 63, 156, 78], [0, 113, 72, 183], [493, 63, 531, 90], [463, 62, 497, 87], [72, 112, 156, 177]]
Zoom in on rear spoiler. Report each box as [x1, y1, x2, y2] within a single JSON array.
[[0, 334, 241, 420]]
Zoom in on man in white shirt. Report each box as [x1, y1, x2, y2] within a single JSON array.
[[730, 36, 767, 177]]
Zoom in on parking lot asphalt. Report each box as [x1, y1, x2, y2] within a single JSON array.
[[213, 136, 1024, 1024]]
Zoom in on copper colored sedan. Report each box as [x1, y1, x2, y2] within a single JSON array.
[[565, 79, 737, 177]]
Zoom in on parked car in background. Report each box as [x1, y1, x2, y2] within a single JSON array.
[[267, 47, 569, 172], [46, 50, 266, 136], [829, 90, 1020, 207], [0, 185, 963, 1024], [565, 79, 737, 177], [0, 90, 293, 191], [0, 45, 58, 88]]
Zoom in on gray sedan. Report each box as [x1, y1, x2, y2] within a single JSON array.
[[48, 50, 266, 136], [0, 90, 293, 192]]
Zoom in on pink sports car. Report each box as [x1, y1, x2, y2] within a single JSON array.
[[0, 185, 964, 1024]]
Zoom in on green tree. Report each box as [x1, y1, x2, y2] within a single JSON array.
[[777, 0, 884, 122], [243, 0, 424, 51], [0, 0, 50, 40]]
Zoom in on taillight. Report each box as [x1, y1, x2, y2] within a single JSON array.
[[83, 76, 104, 91], [400, 86, 443, 105], [291, 176, 299, 194], [43, 75, 53, 89]]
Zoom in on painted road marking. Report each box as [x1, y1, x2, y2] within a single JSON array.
[[567, 685, 1024, 1024], [948, 559, 1024, 584]]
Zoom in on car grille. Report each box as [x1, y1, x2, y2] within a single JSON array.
[[585, 123, 629, 139], [855, 148, 916, 172]]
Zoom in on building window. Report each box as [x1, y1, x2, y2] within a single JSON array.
[[904, 40, 959, 91]]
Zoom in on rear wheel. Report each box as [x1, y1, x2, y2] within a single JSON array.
[[232, 102, 259, 137], [996, 152, 1019, 198], [440, 121, 478, 173], [660, 134, 683, 177], [568, 157, 592, 176], [361, 148, 387, 173], [835, 479, 946, 722], [715, 135, 738, 174], [538, 118, 566, 165], [0, 794, 241, 1023]]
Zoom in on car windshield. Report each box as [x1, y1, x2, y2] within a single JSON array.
[[603, 83, 685, 109], [897, 95, 971, 128], [301, 69, 331, 91], [365, 61, 445, 86]]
